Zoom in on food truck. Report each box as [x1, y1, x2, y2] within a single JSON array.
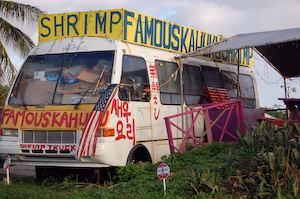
[[0, 9, 257, 176]]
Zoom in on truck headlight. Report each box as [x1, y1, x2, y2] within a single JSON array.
[[2, 129, 18, 137]]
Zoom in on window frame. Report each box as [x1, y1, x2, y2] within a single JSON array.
[[119, 54, 150, 102], [202, 66, 223, 88], [239, 73, 256, 108], [182, 64, 204, 105], [221, 70, 238, 100], [156, 60, 181, 105]]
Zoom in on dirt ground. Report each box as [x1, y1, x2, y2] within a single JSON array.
[[0, 165, 36, 178]]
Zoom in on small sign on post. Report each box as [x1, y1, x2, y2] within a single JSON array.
[[3, 156, 11, 185], [157, 163, 170, 194]]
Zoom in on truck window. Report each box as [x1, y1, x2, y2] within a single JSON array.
[[239, 74, 255, 108], [8, 51, 113, 106], [221, 71, 238, 100], [156, 60, 181, 105], [183, 64, 204, 105], [202, 67, 222, 88], [119, 55, 150, 101]]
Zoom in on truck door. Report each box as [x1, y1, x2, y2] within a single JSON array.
[[118, 55, 152, 162]]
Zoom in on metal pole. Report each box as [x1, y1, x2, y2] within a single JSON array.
[[163, 179, 166, 195], [284, 78, 287, 98], [283, 78, 290, 119], [237, 50, 240, 99], [6, 168, 9, 185]]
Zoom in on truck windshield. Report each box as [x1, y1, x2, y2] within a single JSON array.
[[8, 51, 114, 106]]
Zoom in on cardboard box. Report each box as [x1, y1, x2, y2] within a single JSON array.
[[24, 80, 56, 105], [57, 80, 94, 94], [77, 69, 100, 83], [63, 82, 80, 90]]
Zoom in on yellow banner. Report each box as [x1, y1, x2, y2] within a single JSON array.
[[39, 9, 124, 43], [1, 105, 110, 130], [39, 9, 253, 66]]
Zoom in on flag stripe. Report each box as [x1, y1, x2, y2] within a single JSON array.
[[86, 119, 100, 156], [77, 111, 98, 158], [76, 84, 119, 159], [79, 111, 99, 158]]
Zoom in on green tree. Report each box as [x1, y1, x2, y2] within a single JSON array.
[[0, 84, 9, 106], [0, 1, 44, 84]]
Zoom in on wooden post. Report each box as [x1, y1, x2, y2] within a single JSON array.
[[179, 59, 185, 151]]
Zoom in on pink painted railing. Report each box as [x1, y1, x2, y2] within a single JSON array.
[[164, 99, 246, 154]]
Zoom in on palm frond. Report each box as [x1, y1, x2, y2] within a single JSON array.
[[0, 39, 15, 84], [0, 17, 35, 57], [0, 1, 44, 85], [0, 1, 45, 23]]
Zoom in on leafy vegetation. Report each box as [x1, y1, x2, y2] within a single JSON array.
[[264, 104, 286, 120], [0, 85, 9, 106], [235, 121, 300, 198], [0, 121, 299, 198]]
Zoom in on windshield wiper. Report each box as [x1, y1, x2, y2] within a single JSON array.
[[93, 65, 107, 95]]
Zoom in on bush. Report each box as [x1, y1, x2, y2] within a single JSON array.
[[236, 121, 300, 198]]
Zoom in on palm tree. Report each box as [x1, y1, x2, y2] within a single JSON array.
[[0, 1, 44, 85]]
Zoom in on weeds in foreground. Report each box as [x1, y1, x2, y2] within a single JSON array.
[[1, 121, 300, 198], [236, 121, 300, 198]]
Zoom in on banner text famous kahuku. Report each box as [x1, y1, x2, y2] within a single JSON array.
[[39, 9, 253, 66], [1, 106, 111, 130]]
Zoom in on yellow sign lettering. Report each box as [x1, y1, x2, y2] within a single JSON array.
[[38, 9, 253, 66]]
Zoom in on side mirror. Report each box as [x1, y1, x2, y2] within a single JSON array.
[[129, 78, 140, 91]]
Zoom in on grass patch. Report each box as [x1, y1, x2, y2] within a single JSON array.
[[0, 143, 248, 198]]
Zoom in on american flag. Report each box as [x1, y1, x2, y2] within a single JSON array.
[[76, 84, 119, 159]]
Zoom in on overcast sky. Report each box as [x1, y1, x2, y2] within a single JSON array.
[[9, 0, 300, 108]]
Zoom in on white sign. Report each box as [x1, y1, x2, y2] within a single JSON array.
[[157, 163, 170, 179], [3, 156, 11, 170], [34, 71, 45, 79]]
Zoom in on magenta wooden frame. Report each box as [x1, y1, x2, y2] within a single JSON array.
[[164, 99, 246, 154]]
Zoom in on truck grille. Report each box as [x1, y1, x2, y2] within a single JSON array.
[[22, 130, 77, 144]]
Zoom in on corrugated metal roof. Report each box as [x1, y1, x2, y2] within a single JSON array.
[[183, 27, 300, 78]]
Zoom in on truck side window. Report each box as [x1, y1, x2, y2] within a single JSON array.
[[202, 67, 222, 88], [239, 74, 255, 108], [221, 71, 238, 100], [183, 64, 204, 105], [119, 55, 150, 101], [156, 60, 181, 105]]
